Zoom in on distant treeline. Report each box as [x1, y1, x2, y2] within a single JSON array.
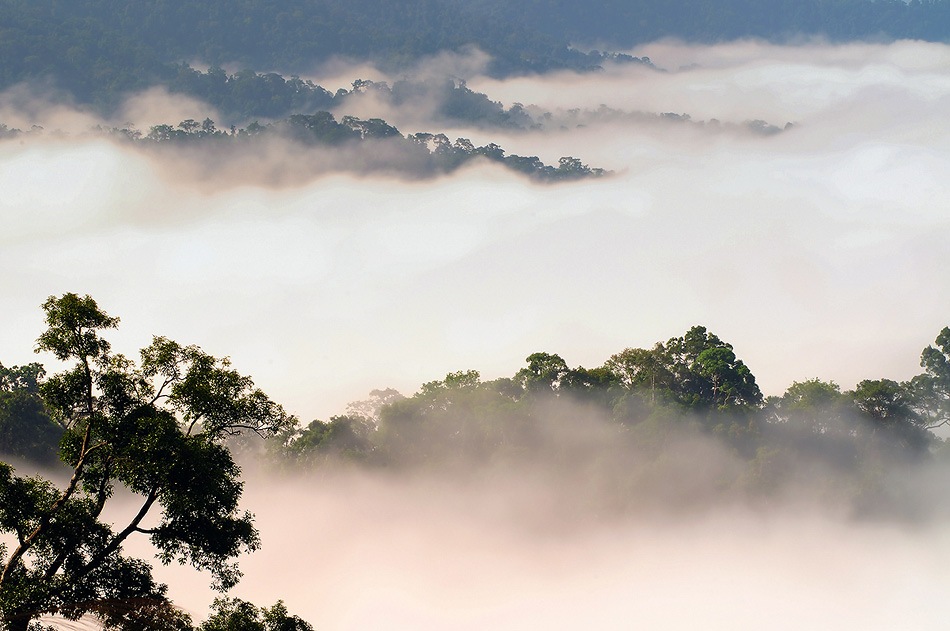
[[160, 71, 787, 135], [6, 325, 950, 517], [165, 72, 552, 126], [259, 324, 950, 519], [0, 0, 601, 110], [468, 0, 950, 49], [2, 0, 948, 110], [0, 111, 607, 182]]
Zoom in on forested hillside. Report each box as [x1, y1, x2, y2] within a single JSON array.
[[2, 0, 949, 110], [463, 0, 950, 48]]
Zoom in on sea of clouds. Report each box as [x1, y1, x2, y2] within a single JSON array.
[[4, 39, 950, 628]]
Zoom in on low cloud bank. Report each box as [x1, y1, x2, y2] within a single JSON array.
[[143, 395, 950, 628], [2, 39, 949, 628], [1, 40, 948, 419]]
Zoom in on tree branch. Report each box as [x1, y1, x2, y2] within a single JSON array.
[[48, 487, 160, 592], [1, 419, 94, 586], [149, 376, 176, 406]]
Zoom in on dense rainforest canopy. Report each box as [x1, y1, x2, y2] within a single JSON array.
[[3, 1, 950, 623], [2, 0, 949, 110], [264, 324, 949, 481], [5, 307, 950, 511], [2, 297, 949, 627], [0, 107, 609, 183]]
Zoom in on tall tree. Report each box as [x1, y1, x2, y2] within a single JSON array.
[[515, 352, 569, 395], [662, 326, 762, 411], [0, 294, 293, 630], [913, 326, 950, 430], [604, 345, 675, 404]]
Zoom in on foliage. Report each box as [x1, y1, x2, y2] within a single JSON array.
[[198, 597, 313, 631], [274, 415, 375, 468], [914, 326, 950, 429], [5, 305, 950, 619], [0, 391, 61, 464], [604, 326, 762, 414], [0, 294, 294, 631], [0, 111, 606, 183], [0, 364, 61, 463], [264, 324, 949, 519], [4, 0, 947, 112]]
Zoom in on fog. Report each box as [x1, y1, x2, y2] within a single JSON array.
[[139, 403, 950, 628], [3, 40, 950, 627]]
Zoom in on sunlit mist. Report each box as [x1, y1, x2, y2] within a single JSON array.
[[3, 40, 950, 627]]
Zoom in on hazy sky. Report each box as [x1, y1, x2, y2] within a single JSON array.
[[5, 39, 950, 628]]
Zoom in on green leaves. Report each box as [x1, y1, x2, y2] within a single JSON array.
[[198, 597, 314, 631], [917, 326, 950, 429], [1, 293, 292, 628], [0, 363, 46, 394], [516, 352, 569, 394], [141, 336, 295, 440], [695, 346, 761, 410], [604, 326, 762, 414], [35, 294, 119, 362], [0, 391, 62, 462], [0, 464, 57, 542]]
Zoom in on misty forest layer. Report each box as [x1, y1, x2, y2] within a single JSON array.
[[4, 0, 950, 627], [0, 72, 791, 183], [4, 300, 950, 514], [218, 326, 950, 518], [2, 0, 950, 110], [121, 71, 787, 132], [0, 107, 608, 183], [2, 295, 950, 628]]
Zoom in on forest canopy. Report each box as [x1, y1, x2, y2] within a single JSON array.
[[2, 0, 949, 110], [2, 295, 950, 627]]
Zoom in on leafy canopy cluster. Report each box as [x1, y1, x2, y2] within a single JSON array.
[[0, 294, 294, 631], [159, 72, 554, 126], [140, 109, 605, 181], [1, 109, 605, 183], [270, 325, 950, 512], [4, 297, 950, 624], [197, 597, 313, 631]]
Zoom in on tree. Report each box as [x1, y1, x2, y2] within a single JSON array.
[[851, 379, 918, 427], [662, 326, 762, 411], [0, 363, 46, 394], [557, 365, 619, 409], [198, 597, 313, 631], [515, 352, 569, 395], [0, 385, 62, 463], [603, 345, 674, 404], [848, 378, 931, 453], [767, 379, 850, 434], [0, 294, 294, 630], [344, 388, 405, 422], [694, 345, 761, 410], [913, 326, 950, 430], [1, 362, 60, 463], [275, 414, 374, 466]]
